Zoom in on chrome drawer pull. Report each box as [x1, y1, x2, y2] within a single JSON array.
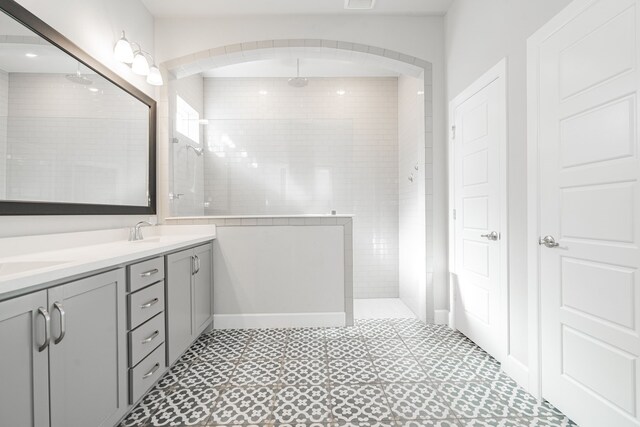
[[141, 330, 160, 344], [142, 363, 160, 379], [140, 298, 159, 309], [139, 268, 159, 277], [37, 307, 51, 352]]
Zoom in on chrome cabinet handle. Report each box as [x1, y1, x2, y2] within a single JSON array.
[[53, 302, 66, 345], [195, 255, 200, 274], [141, 330, 160, 344], [539, 235, 560, 248], [37, 307, 50, 352], [481, 231, 499, 241], [140, 269, 159, 277], [140, 298, 159, 309], [142, 363, 160, 379], [191, 255, 196, 276]]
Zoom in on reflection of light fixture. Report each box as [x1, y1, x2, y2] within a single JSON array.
[[240, 151, 248, 158], [417, 90, 424, 95], [25, 53, 37, 58], [88, 87, 99, 93], [259, 90, 268, 95], [336, 89, 346, 96], [250, 162, 258, 168], [113, 31, 134, 63], [113, 30, 163, 85]]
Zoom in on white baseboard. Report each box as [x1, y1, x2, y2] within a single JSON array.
[[214, 312, 346, 329], [434, 309, 450, 325], [503, 355, 530, 390]]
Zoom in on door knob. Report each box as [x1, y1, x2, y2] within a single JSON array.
[[481, 231, 499, 241], [538, 235, 559, 248]]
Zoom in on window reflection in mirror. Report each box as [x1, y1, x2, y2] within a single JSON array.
[[0, 10, 150, 207]]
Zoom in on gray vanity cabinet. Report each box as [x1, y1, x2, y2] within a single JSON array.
[[0, 291, 50, 427], [166, 243, 213, 365], [0, 269, 127, 427], [47, 269, 127, 427]]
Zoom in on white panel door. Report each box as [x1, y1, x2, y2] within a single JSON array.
[[453, 75, 506, 360], [537, 0, 640, 425]]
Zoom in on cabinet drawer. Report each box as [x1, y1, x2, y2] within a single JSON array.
[[128, 281, 165, 330], [128, 257, 165, 293], [129, 343, 165, 405], [129, 312, 165, 367]]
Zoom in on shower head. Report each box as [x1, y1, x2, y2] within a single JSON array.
[[187, 144, 203, 156], [288, 59, 308, 88], [66, 62, 93, 86]]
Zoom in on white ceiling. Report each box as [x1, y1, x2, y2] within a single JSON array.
[[141, 0, 454, 17], [203, 58, 399, 78]]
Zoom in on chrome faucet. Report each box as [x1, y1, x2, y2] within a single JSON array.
[[130, 221, 153, 241]]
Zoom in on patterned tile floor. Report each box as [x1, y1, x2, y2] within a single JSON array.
[[119, 319, 578, 427]]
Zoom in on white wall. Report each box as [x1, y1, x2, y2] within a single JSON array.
[[213, 225, 345, 327], [0, 0, 156, 238], [398, 75, 427, 320], [201, 76, 399, 299], [154, 15, 443, 67], [445, 0, 573, 367]]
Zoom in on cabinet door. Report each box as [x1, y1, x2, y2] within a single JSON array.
[[166, 248, 194, 365], [193, 243, 213, 335], [48, 269, 127, 427], [0, 291, 49, 427]]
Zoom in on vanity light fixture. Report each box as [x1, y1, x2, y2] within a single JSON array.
[[131, 49, 150, 76], [336, 89, 346, 96], [146, 64, 163, 86], [114, 30, 163, 85], [113, 31, 134, 63]]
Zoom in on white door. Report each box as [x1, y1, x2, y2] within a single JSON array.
[[535, 0, 640, 425], [452, 63, 507, 361]]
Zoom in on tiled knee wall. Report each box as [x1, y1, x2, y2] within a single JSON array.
[[165, 216, 354, 325]]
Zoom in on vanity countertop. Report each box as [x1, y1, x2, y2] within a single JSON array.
[[0, 225, 216, 302]]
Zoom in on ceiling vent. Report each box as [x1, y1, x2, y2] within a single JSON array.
[[344, 0, 376, 10]]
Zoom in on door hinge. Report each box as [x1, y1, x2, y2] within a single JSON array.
[[453, 209, 457, 220], [451, 125, 456, 140]]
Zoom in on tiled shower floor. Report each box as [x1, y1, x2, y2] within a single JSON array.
[[119, 319, 577, 427]]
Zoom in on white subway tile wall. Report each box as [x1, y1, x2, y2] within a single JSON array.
[[4, 73, 149, 205], [0, 69, 8, 199], [203, 77, 399, 298]]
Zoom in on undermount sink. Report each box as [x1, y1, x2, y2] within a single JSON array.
[[0, 261, 71, 276]]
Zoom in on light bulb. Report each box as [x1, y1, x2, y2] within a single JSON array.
[[146, 65, 163, 86], [131, 51, 150, 75], [113, 31, 134, 64]]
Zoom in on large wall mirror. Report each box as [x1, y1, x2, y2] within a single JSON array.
[[0, 0, 156, 215]]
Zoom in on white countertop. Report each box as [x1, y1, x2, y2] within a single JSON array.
[[0, 225, 216, 301]]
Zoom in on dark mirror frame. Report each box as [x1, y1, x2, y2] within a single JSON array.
[[0, 0, 156, 215]]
